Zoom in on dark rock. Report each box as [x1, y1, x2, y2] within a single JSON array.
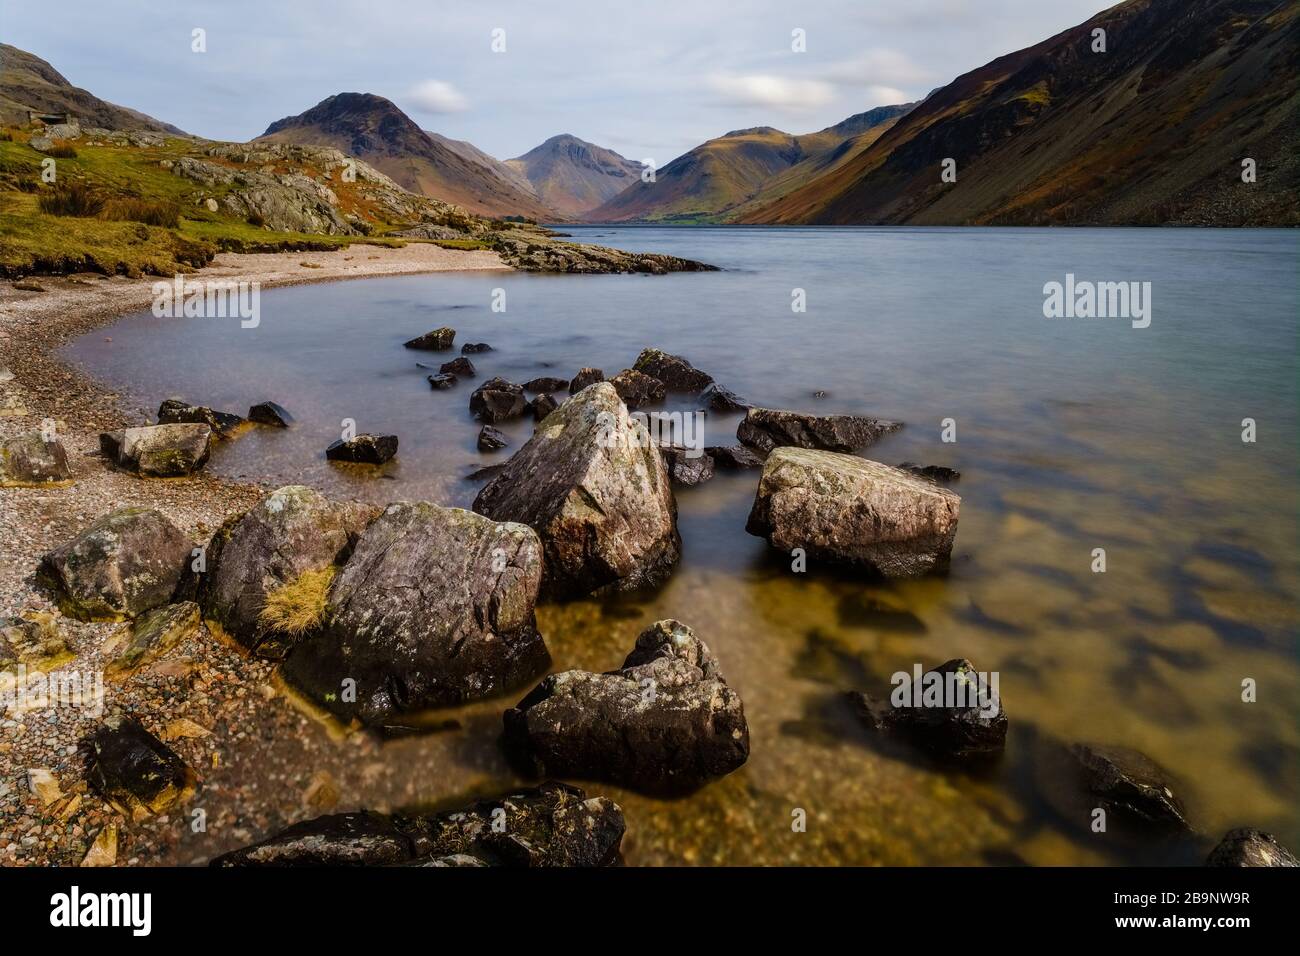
[[1068, 743, 1190, 831], [633, 348, 713, 391], [157, 398, 244, 438], [211, 782, 623, 867], [427, 373, 457, 390], [850, 658, 1006, 760], [100, 423, 212, 477], [281, 502, 549, 724], [1206, 828, 1298, 867], [899, 461, 961, 483], [705, 444, 764, 469], [505, 620, 749, 794], [701, 383, 751, 412], [461, 342, 492, 354], [440, 357, 476, 377], [39, 507, 193, 621], [660, 446, 715, 486], [737, 407, 902, 454], [529, 393, 559, 422], [0, 431, 72, 486], [569, 367, 605, 393], [403, 327, 455, 350], [524, 376, 569, 393], [81, 717, 196, 821], [478, 425, 508, 451], [608, 368, 666, 409], [465, 464, 507, 481], [470, 377, 528, 423], [325, 434, 398, 464], [247, 401, 293, 427]]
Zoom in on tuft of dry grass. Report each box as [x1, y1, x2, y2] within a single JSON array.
[[257, 567, 336, 635], [102, 197, 180, 228], [38, 181, 104, 216]]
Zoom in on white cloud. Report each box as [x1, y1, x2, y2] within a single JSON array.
[[706, 73, 836, 112], [408, 79, 468, 114], [822, 49, 935, 88]]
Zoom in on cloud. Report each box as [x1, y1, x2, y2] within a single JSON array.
[[822, 49, 935, 88], [706, 73, 836, 112], [407, 79, 468, 114]]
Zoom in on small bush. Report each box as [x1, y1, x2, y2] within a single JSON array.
[[246, 211, 266, 227], [44, 143, 77, 158], [0, 130, 13, 142], [37, 181, 105, 217], [257, 567, 335, 636], [102, 197, 180, 228]]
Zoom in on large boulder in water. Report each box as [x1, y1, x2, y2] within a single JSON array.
[[403, 327, 455, 350], [325, 434, 397, 464], [211, 782, 624, 867], [1068, 743, 1190, 831], [608, 368, 665, 409], [470, 377, 528, 423], [0, 431, 72, 487], [282, 502, 549, 725], [473, 382, 680, 597], [632, 348, 713, 391], [1206, 828, 1298, 867], [156, 398, 245, 438], [505, 620, 749, 794], [100, 424, 212, 477], [746, 448, 960, 577], [39, 508, 193, 621], [199, 486, 377, 657], [737, 407, 901, 454]]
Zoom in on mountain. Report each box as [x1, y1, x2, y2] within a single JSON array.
[[740, 0, 1300, 226], [427, 131, 537, 197], [585, 106, 911, 223], [258, 93, 554, 220], [505, 134, 643, 218], [0, 43, 184, 133]]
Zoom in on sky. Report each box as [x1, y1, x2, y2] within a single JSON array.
[[6, 0, 1107, 163]]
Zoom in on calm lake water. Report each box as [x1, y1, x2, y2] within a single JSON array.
[[65, 227, 1300, 865]]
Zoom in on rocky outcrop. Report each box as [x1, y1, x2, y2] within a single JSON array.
[[632, 348, 713, 391], [39, 508, 192, 621], [247, 401, 293, 427], [737, 407, 901, 454], [211, 782, 624, 867], [281, 502, 549, 725], [403, 327, 455, 350], [470, 377, 528, 423], [608, 368, 665, 409], [325, 434, 398, 464], [81, 717, 196, 821], [746, 448, 960, 577], [0, 431, 72, 487], [156, 399, 245, 438], [489, 233, 717, 275], [569, 367, 604, 393], [473, 382, 680, 597], [1206, 829, 1298, 867], [100, 424, 212, 477], [505, 620, 749, 794]]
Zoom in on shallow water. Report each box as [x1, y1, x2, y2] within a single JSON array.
[[65, 227, 1300, 865]]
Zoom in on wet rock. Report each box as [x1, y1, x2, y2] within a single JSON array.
[[478, 425, 508, 452], [461, 342, 492, 354], [746, 448, 960, 577], [608, 368, 666, 409], [39, 508, 193, 621], [247, 401, 293, 427], [0, 613, 70, 670], [706, 444, 764, 469], [465, 463, 507, 481], [0, 431, 72, 486], [633, 348, 713, 391], [524, 376, 569, 393], [106, 601, 200, 678], [81, 717, 196, 821], [569, 367, 605, 393], [100, 423, 212, 477], [281, 502, 549, 724], [737, 407, 902, 454], [899, 462, 961, 483], [529, 393, 559, 422], [200, 486, 376, 655], [212, 782, 623, 867], [427, 373, 457, 390], [325, 434, 398, 464], [1068, 743, 1190, 831], [470, 377, 528, 423], [850, 658, 1006, 760], [474, 382, 680, 597], [660, 446, 714, 486], [440, 357, 476, 377], [1206, 828, 1299, 867], [157, 398, 244, 438], [701, 383, 751, 412], [403, 327, 455, 350], [505, 620, 749, 794]]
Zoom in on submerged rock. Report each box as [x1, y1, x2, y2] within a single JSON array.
[[473, 382, 680, 597], [608, 368, 666, 409], [660, 445, 714, 486], [427, 373, 457, 390], [106, 601, 200, 678], [325, 434, 398, 464], [524, 376, 569, 393], [0, 431, 72, 487], [746, 448, 960, 577], [157, 398, 245, 438], [247, 401, 294, 427], [633, 348, 713, 391], [81, 717, 196, 821], [737, 407, 901, 454], [470, 377, 528, 423], [477, 425, 508, 451], [440, 357, 476, 378], [505, 620, 749, 794], [1206, 828, 1298, 867], [211, 782, 624, 867], [569, 367, 605, 393], [461, 342, 492, 354], [706, 444, 764, 469], [898, 462, 961, 483], [403, 327, 455, 350], [39, 507, 192, 621], [281, 502, 549, 725], [100, 423, 212, 477], [1068, 743, 1190, 831], [701, 383, 751, 412]]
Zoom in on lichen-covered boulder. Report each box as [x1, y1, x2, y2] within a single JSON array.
[[325, 434, 397, 464], [633, 348, 713, 391], [100, 423, 212, 477], [81, 717, 196, 821], [1206, 829, 1298, 867], [39, 508, 193, 621], [403, 327, 455, 350], [282, 502, 549, 725], [473, 382, 680, 597], [199, 486, 377, 656], [0, 431, 72, 486], [211, 782, 624, 867], [505, 620, 749, 794], [746, 448, 960, 577], [737, 407, 901, 454], [156, 398, 245, 438]]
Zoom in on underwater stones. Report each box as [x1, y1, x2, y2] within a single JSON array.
[[156, 398, 245, 438], [440, 356, 476, 378], [247, 400, 294, 427], [524, 376, 569, 393], [100, 423, 212, 477], [470, 377, 528, 423], [898, 462, 961, 483], [746, 448, 960, 578], [473, 382, 680, 597], [81, 717, 196, 821], [403, 326, 456, 350], [0, 431, 72, 486], [325, 433, 398, 464], [1205, 828, 1298, 867], [39, 507, 192, 621], [281, 502, 549, 725], [568, 367, 605, 393], [608, 368, 665, 409], [505, 620, 749, 794], [737, 407, 901, 455], [477, 425, 508, 451], [633, 348, 713, 391]]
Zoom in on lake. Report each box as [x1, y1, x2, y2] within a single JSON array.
[[64, 226, 1300, 865]]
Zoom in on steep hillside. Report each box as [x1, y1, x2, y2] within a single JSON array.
[[506, 134, 642, 218], [429, 131, 537, 197]]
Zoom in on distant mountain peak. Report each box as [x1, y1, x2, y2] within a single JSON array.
[[506, 133, 641, 217]]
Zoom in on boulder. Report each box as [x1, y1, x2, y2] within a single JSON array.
[[156, 398, 244, 438], [403, 327, 455, 350], [247, 401, 293, 427], [569, 367, 604, 393], [106, 601, 200, 678], [281, 502, 550, 724], [0, 431, 72, 486], [325, 434, 398, 464], [746, 448, 960, 577], [427, 373, 457, 390], [529, 393, 559, 422], [461, 342, 492, 354], [470, 377, 528, 423], [661, 446, 714, 486], [608, 368, 666, 409], [737, 407, 901, 454], [0, 613, 70, 671], [524, 376, 569, 393], [505, 620, 749, 794], [101, 423, 212, 477], [199, 486, 376, 655], [701, 383, 751, 412], [1206, 829, 1298, 867], [39, 508, 192, 621], [899, 462, 961, 483], [212, 782, 623, 867], [1067, 743, 1190, 831], [850, 658, 1006, 760], [633, 348, 713, 391], [440, 357, 476, 378], [706, 444, 764, 469], [81, 717, 196, 821], [473, 382, 680, 597], [477, 425, 508, 452]]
